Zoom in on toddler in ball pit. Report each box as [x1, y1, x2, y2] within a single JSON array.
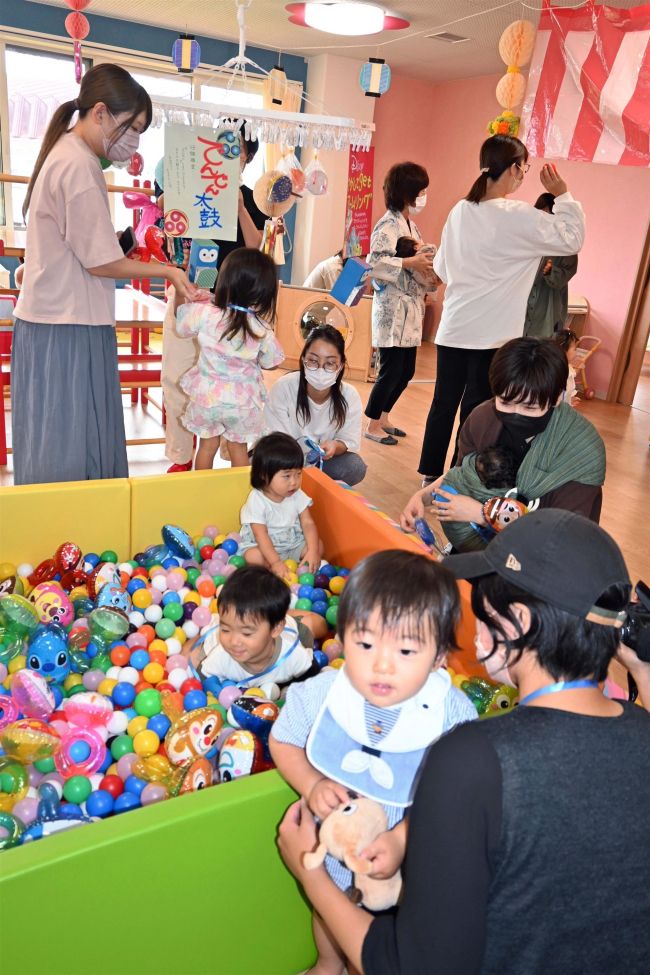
[[238, 432, 323, 581], [182, 564, 315, 701], [270, 550, 476, 975]]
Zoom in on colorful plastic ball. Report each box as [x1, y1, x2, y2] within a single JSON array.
[[220, 538, 238, 556], [97, 678, 118, 697], [68, 740, 92, 764], [144, 605, 163, 624], [313, 649, 329, 669], [311, 600, 328, 617], [34, 756, 56, 774], [112, 681, 136, 708], [228, 555, 246, 569], [191, 606, 212, 629], [142, 662, 164, 685], [63, 775, 92, 804], [314, 573, 330, 589], [298, 585, 314, 600], [294, 598, 313, 612], [99, 550, 118, 565], [218, 686, 241, 709], [114, 792, 141, 814], [127, 715, 148, 737], [154, 618, 175, 640], [147, 713, 171, 739], [12, 796, 40, 824], [162, 602, 184, 624], [127, 649, 148, 672], [133, 729, 160, 757], [84, 553, 100, 571], [86, 789, 114, 818], [141, 783, 168, 806], [127, 578, 147, 595], [119, 667, 139, 687], [180, 678, 202, 695], [320, 565, 337, 578], [110, 735, 134, 760], [134, 689, 162, 718], [329, 576, 346, 594], [131, 588, 152, 610], [297, 571, 315, 585], [99, 774, 124, 799], [183, 690, 208, 711], [116, 753, 139, 781], [325, 605, 338, 627]]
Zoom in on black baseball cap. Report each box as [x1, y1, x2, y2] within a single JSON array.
[[444, 509, 630, 627]]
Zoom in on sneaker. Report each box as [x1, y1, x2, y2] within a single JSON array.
[[167, 461, 193, 473]]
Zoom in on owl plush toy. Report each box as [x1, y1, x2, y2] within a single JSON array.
[[188, 240, 219, 289]]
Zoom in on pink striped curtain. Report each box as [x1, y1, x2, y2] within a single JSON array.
[[521, 0, 650, 166]]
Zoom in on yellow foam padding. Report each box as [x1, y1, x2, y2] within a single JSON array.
[[0, 478, 131, 566], [129, 468, 252, 555]]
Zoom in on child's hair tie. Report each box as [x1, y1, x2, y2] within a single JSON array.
[[227, 303, 256, 314], [480, 167, 490, 174]]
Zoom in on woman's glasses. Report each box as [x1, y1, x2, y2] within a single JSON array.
[[303, 356, 341, 373], [517, 163, 531, 174]]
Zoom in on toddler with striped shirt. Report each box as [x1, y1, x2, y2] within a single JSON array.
[[270, 550, 476, 975]]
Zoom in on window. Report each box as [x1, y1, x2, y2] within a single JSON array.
[[5, 46, 90, 228]]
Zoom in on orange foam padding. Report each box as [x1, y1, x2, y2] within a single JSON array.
[[302, 468, 479, 673]]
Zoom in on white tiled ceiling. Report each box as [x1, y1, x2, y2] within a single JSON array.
[[26, 1, 642, 82]]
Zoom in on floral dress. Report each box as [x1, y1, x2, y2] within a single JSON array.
[[369, 209, 431, 348], [176, 303, 284, 443]]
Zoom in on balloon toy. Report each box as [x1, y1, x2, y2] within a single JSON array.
[[86, 563, 120, 600], [19, 783, 93, 845], [482, 495, 539, 533], [26, 624, 70, 684], [88, 606, 129, 652], [95, 583, 131, 615], [178, 757, 214, 795], [143, 225, 168, 264], [227, 695, 279, 760], [31, 582, 74, 627], [54, 542, 82, 575], [0, 574, 19, 597], [10, 670, 55, 720], [165, 707, 223, 768], [0, 695, 20, 731], [0, 718, 61, 764], [161, 524, 195, 560], [54, 726, 106, 778], [63, 691, 113, 730], [218, 729, 272, 782], [0, 810, 24, 850], [127, 151, 144, 177], [0, 757, 28, 811]]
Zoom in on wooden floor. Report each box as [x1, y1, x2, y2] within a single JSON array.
[[1, 343, 649, 584]]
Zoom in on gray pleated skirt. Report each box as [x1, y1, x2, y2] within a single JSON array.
[[11, 320, 128, 485]]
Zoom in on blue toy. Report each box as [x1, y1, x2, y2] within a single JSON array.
[[26, 624, 70, 684], [414, 518, 437, 549], [305, 437, 326, 469], [188, 240, 219, 289], [161, 525, 195, 560], [19, 783, 93, 845], [95, 583, 131, 615]]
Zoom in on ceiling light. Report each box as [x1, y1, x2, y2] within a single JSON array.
[[286, 3, 410, 37]]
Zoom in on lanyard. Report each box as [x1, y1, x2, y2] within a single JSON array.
[[189, 622, 300, 686], [519, 679, 599, 707]]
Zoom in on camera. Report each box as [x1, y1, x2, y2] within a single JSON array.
[[620, 581, 650, 663]]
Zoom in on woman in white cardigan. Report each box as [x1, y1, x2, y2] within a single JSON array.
[[264, 325, 367, 486]]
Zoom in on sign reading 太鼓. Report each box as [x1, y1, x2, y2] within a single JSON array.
[[343, 146, 374, 258], [163, 124, 240, 240]]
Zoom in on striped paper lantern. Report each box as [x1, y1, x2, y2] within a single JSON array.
[[359, 58, 391, 98], [172, 34, 201, 74]]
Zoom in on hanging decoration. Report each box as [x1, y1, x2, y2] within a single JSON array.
[[359, 58, 391, 98], [304, 153, 328, 195], [268, 65, 288, 106], [171, 34, 201, 74], [487, 19, 536, 138], [64, 0, 92, 84]]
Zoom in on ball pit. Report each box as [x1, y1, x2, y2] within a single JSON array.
[[0, 468, 478, 975], [0, 519, 357, 852]]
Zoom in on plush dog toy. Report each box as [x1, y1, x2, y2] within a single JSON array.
[[303, 794, 402, 911]]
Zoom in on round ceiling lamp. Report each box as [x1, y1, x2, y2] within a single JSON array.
[[286, 2, 409, 37]]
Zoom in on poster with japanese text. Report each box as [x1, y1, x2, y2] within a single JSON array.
[[163, 124, 239, 241], [343, 146, 374, 258]]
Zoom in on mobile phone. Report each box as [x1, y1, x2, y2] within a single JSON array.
[[304, 437, 326, 457], [119, 226, 137, 257]]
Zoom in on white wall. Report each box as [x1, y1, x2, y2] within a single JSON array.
[[292, 54, 376, 284]]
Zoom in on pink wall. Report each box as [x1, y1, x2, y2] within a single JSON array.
[[372, 73, 650, 398]]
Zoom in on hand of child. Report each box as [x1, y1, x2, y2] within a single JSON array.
[[307, 778, 351, 820], [271, 559, 291, 581], [362, 825, 407, 880], [299, 548, 320, 575], [400, 481, 440, 532]]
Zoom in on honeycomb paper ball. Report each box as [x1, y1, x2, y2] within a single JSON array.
[[496, 72, 527, 111], [498, 19, 536, 67]]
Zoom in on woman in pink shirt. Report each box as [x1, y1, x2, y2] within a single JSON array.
[[12, 64, 197, 485]]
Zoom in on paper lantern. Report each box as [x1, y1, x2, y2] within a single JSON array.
[[65, 11, 90, 41], [65, 1, 91, 9], [496, 72, 527, 111], [268, 65, 288, 106], [498, 19, 536, 68], [360, 58, 391, 98], [171, 34, 201, 73]]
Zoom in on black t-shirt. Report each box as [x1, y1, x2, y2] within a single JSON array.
[[362, 703, 650, 975], [213, 184, 266, 270]]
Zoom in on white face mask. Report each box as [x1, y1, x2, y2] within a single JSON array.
[[102, 111, 140, 163], [304, 366, 339, 391], [409, 193, 427, 215], [475, 632, 516, 688]]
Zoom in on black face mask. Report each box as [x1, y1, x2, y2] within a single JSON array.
[[494, 407, 554, 440]]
